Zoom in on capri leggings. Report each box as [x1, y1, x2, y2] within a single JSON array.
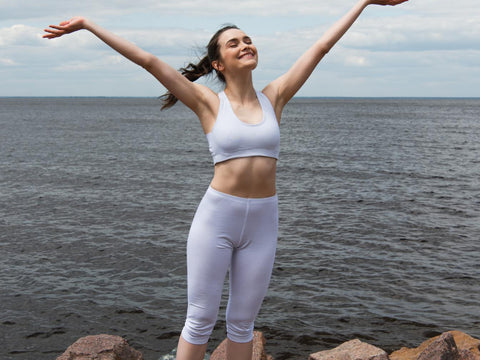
[[181, 186, 278, 345]]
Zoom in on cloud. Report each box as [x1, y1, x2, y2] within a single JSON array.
[[116, 28, 211, 56], [344, 55, 370, 67], [0, 0, 350, 22], [0, 24, 43, 46], [1, 0, 479, 97], [0, 57, 16, 66], [53, 55, 128, 72], [133, 0, 345, 16], [342, 14, 480, 52], [407, 0, 478, 16], [1, 1, 475, 28]]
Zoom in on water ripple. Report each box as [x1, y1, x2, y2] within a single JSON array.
[[1, 97, 479, 359]]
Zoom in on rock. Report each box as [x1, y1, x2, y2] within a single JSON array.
[[459, 349, 479, 360], [210, 331, 273, 360], [452, 331, 480, 359], [56, 334, 143, 360], [417, 332, 460, 360], [309, 339, 389, 360], [390, 331, 480, 360]]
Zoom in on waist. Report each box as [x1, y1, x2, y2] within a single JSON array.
[[210, 156, 277, 198], [206, 186, 278, 203]]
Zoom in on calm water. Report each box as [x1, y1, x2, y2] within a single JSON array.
[[1, 97, 479, 359]]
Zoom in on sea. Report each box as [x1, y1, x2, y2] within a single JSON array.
[[1, 97, 479, 360]]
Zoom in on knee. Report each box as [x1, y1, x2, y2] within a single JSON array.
[[226, 313, 255, 343], [181, 311, 217, 345]]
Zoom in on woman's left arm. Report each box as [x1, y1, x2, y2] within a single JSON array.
[[264, 0, 408, 115]]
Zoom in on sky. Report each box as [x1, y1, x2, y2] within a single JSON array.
[[0, 0, 479, 97]]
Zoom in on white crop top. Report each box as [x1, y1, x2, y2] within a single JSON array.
[[206, 91, 280, 164]]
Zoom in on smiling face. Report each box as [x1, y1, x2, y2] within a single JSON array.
[[213, 28, 258, 77]]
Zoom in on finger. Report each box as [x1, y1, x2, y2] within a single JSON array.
[[43, 28, 63, 35], [42, 33, 58, 39], [49, 24, 66, 30], [43, 28, 65, 38]]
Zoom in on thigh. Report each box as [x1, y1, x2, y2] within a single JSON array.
[[227, 200, 278, 320], [185, 190, 244, 316]]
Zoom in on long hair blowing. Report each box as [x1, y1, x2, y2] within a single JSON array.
[[160, 24, 238, 110]]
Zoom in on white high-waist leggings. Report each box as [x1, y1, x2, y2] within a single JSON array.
[[181, 186, 278, 345]]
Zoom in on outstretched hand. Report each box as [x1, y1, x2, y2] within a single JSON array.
[[43, 17, 87, 39], [368, 0, 409, 5]]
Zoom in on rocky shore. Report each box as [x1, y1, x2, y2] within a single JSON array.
[[57, 330, 480, 360]]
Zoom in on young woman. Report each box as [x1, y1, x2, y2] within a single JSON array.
[[43, 0, 407, 359]]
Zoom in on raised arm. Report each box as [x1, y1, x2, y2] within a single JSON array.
[[264, 0, 408, 116], [43, 17, 216, 116]]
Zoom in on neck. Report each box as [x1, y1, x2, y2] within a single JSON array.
[[223, 71, 256, 104]]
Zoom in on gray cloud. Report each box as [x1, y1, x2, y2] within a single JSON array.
[[0, 0, 344, 22], [1, 0, 479, 97]]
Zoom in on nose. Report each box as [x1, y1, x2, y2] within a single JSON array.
[[241, 42, 253, 52]]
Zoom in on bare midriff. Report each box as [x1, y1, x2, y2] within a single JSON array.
[[210, 156, 277, 198]]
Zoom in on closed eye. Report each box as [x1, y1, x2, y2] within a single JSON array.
[[225, 36, 253, 48], [243, 37, 252, 45], [226, 39, 239, 47]]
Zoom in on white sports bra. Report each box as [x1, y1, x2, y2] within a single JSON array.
[[206, 91, 280, 165]]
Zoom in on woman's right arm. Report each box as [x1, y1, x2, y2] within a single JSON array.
[[43, 17, 216, 116]]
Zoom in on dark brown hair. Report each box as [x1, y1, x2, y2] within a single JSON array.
[[160, 24, 239, 110]]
